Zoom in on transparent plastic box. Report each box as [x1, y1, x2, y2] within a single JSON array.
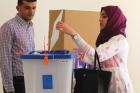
[[21, 50, 75, 93]]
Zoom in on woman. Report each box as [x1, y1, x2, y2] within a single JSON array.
[[56, 5, 133, 93]]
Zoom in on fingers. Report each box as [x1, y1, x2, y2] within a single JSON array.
[[56, 21, 64, 31]]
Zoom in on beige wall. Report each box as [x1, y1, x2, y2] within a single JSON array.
[[0, 0, 140, 93]]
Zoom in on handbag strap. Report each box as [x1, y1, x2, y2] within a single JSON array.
[[93, 50, 102, 70]]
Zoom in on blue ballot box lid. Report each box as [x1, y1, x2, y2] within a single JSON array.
[[21, 50, 76, 59], [28, 50, 69, 54]]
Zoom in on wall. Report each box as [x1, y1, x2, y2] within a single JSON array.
[[0, 0, 140, 93]]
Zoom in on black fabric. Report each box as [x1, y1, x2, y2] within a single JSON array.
[[74, 51, 112, 93], [3, 76, 25, 93]]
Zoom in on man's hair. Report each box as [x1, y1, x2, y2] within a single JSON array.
[[18, 0, 37, 6]]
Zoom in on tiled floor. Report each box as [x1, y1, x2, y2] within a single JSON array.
[[0, 73, 4, 93]]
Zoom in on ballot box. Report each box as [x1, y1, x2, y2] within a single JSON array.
[[21, 50, 75, 93]]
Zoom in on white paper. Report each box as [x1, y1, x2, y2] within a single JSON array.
[[50, 10, 63, 50]]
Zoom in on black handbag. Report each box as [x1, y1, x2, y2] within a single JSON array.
[[74, 51, 112, 93]]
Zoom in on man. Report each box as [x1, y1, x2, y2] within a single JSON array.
[[0, 0, 37, 93]]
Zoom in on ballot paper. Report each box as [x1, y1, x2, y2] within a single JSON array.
[[50, 10, 63, 50]]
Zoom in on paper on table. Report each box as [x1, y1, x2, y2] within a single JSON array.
[[50, 10, 64, 50]]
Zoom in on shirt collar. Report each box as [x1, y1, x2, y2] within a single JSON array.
[[15, 14, 33, 27]]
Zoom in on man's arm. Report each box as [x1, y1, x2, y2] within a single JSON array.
[[0, 23, 15, 92]]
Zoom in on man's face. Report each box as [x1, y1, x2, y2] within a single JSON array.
[[17, 0, 36, 22]]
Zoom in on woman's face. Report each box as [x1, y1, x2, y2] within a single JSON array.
[[99, 10, 108, 30]]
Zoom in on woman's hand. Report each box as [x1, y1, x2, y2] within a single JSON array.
[[56, 21, 77, 37]]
